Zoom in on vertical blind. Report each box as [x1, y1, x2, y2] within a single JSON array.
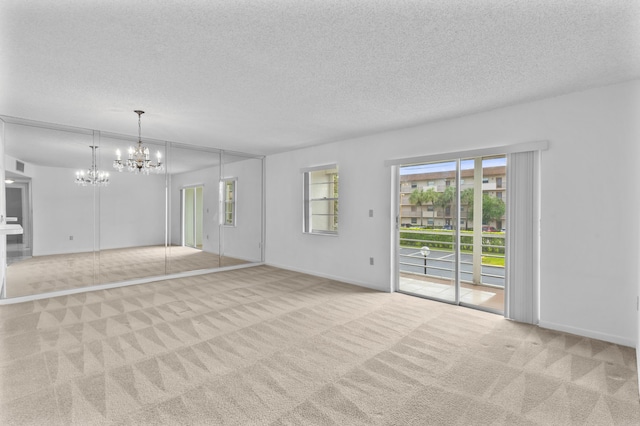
[[505, 150, 541, 324]]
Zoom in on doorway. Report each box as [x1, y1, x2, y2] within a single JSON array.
[[5, 177, 33, 265], [182, 186, 203, 249], [396, 155, 506, 314]]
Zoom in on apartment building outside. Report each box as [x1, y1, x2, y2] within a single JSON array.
[[399, 164, 506, 230]]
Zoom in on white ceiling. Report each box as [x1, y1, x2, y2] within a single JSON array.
[[1, 0, 639, 156]]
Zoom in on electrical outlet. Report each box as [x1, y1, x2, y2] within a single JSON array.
[[69, 235, 73, 241], [369, 209, 374, 218], [369, 257, 374, 266]]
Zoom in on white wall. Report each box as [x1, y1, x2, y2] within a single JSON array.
[[98, 171, 166, 251], [169, 157, 264, 262], [222, 157, 263, 262], [266, 80, 640, 347], [31, 165, 166, 255]]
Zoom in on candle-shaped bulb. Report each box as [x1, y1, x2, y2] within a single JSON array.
[[156, 151, 161, 160], [116, 149, 121, 160]]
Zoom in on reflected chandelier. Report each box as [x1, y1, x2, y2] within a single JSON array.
[[75, 145, 109, 186], [113, 110, 163, 174]]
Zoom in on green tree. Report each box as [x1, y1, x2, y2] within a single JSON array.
[[409, 189, 427, 227], [423, 188, 438, 227], [460, 188, 474, 230], [482, 194, 505, 226], [435, 186, 456, 225]]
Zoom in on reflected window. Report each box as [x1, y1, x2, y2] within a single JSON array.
[[303, 165, 338, 235], [223, 178, 236, 226]]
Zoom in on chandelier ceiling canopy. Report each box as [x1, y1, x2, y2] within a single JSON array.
[[113, 110, 163, 174]]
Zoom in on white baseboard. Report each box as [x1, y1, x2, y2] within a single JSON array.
[[265, 262, 388, 293], [538, 320, 635, 347]]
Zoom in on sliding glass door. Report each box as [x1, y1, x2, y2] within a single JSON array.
[[398, 159, 458, 303], [397, 155, 506, 314]]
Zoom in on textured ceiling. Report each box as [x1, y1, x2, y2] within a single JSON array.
[[1, 0, 639, 156]]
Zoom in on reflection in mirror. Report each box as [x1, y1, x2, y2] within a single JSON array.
[[4, 122, 98, 297], [97, 135, 167, 284], [167, 143, 222, 273], [2, 117, 265, 300], [221, 152, 263, 265]]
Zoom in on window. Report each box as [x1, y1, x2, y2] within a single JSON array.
[[411, 218, 417, 224], [411, 183, 417, 189], [303, 165, 338, 235], [223, 178, 236, 226]]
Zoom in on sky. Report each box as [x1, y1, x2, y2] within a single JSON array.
[[400, 157, 506, 175]]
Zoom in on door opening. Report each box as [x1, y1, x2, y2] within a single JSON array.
[[5, 177, 32, 265]]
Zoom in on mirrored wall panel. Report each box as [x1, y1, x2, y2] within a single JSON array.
[[1, 117, 264, 299], [96, 135, 168, 284], [167, 143, 222, 273], [221, 153, 264, 265]]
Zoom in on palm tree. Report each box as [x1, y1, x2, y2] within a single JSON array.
[[423, 188, 438, 227], [409, 189, 427, 227], [435, 186, 455, 227], [460, 188, 474, 230]]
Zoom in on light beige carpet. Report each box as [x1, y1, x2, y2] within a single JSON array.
[[5, 246, 247, 298], [0, 266, 638, 425]]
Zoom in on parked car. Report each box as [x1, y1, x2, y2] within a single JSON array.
[[482, 225, 497, 232]]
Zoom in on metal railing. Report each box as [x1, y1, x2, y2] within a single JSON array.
[[398, 228, 505, 288]]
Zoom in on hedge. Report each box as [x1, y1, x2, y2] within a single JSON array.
[[399, 228, 505, 255]]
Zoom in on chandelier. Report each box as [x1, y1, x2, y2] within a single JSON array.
[[113, 110, 163, 174], [75, 145, 110, 186]]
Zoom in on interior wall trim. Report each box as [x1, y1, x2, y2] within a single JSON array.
[[0, 262, 265, 305], [384, 140, 549, 167], [0, 115, 264, 159]]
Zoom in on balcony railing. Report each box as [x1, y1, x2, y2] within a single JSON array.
[[398, 228, 505, 288]]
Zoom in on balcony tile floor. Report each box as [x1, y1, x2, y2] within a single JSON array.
[[400, 274, 504, 312]]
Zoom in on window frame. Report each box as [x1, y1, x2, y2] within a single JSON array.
[[302, 164, 339, 236], [222, 177, 237, 227]]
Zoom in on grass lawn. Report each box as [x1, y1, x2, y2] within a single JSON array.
[[482, 256, 505, 267]]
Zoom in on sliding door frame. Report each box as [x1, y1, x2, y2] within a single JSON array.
[[387, 140, 548, 317], [181, 184, 204, 249]]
